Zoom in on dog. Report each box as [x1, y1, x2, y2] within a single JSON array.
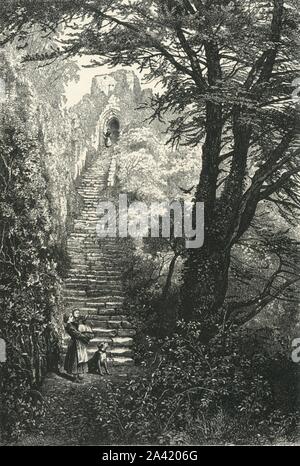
[[97, 342, 110, 375], [88, 342, 110, 376]]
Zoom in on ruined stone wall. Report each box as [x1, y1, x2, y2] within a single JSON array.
[[72, 69, 164, 154]]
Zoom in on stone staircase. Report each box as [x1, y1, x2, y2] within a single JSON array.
[[63, 155, 135, 367]]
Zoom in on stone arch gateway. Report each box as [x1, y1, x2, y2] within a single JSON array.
[[97, 107, 121, 150], [107, 117, 120, 144]]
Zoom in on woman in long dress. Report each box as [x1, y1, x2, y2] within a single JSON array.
[[64, 309, 93, 381], [77, 316, 94, 374]]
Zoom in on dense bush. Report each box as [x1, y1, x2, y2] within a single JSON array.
[[90, 322, 298, 445], [116, 235, 183, 344], [113, 234, 298, 445], [0, 111, 62, 441]]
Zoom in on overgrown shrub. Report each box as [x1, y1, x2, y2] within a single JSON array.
[[90, 322, 298, 445], [117, 236, 182, 345], [0, 111, 62, 441]]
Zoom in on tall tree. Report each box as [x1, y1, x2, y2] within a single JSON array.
[[0, 0, 299, 330]]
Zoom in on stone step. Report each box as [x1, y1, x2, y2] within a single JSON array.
[[63, 289, 124, 298], [111, 357, 134, 366], [62, 338, 133, 351], [83, 307, 124, 316], [78, 184, 105, 188], [62, 309, 129, 321], [68, 266, 121, 272], [65, 289, 124, 296], [74, 218, 100, 221], [68, 236, 116, 241], [79, 208, 100, 212], [108, 348, 134, 358], [87, 297, 124, 304], [89, 347, 133, 358], [78, 184, 103, 187], [74, 219, 99, 223], [63, 304, 123, 315], [69, 254, 122, 261], [78, 194, 103, 198], [66, 276, 123, 282], [67, 275, 121, 282], [65, 297, 124, 306], [65, 275, 121, 281], [79, 185, 105, 188], [66, 291, 124, 297], [92, 327, 135, 337], [64, 296, 89, 302], [72, 224, 100, 228], [68, 232, 93, 237], [63, 156, 134, 370], [74, 217, 99, 222], [92, 327, 118, 337], [69, 263, 122, 269], [62, 347, 134, 366], [68, 262, 121, 268], [65, 295, 124, 303], [80, 180, 105, 183], [63, 289, 87, 296], [110, 349, 134, 359], [67, 260, 122, 266], [68, 266, 122, 273], [64, 281, 123, 288], [87, 316, 129, 325], [66, 275, 121, 282], [69, 257, 122, 263], [79, 186, 104, 189], [67, 246, 122, 252], [74, 220, 100, 225], [77, 197, 102, 202], [73, 228, 98, 233], [90, 336, 133, 347], [86, 305, 124, 314]]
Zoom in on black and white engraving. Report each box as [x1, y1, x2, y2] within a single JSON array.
[[0, 0, 299, 447]]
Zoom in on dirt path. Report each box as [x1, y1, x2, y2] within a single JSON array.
[[13, 369, 138, 446]]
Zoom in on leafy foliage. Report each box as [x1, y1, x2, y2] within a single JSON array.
[[2, 0, 297, 322], [88, 323, 298, 445], [0, 100, 62, 440], [116, 126, 200, 202], [0, 1, 298, 445]]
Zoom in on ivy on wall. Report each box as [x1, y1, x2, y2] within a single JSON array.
[[0, 55, 64, 442]]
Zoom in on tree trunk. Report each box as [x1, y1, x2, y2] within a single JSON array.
[[156, 253, 180, 337], [180, 244, 230, 335], [161, 253, 179, 302]]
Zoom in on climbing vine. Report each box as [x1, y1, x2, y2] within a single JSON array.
[[0, 102, 63, 440]]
